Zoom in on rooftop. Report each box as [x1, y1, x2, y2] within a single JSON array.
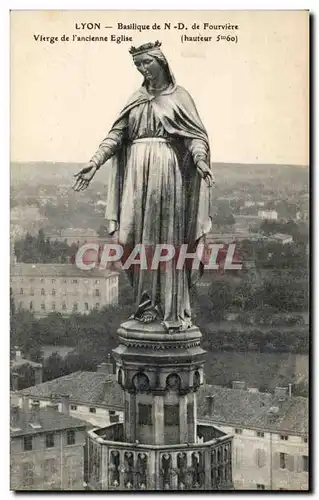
[[11, 357, 42, 369], [11, 263, 118, 279], [19, 370, 123, 410], [19, 371, 308, 436], [197, 385, 308, 436], [10, 405, 87, 437]]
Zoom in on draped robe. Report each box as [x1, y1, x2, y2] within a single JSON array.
[[90, 83, 213, 330]]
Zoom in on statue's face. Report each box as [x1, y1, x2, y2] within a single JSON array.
[[133, 54, 163, 82]]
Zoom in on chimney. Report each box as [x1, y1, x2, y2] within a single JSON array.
[[60, 394, 70, 415], [274, 387, 287, 400], [206, 395, 215, 415], [232, 381, 245, 390], [34, 366, 43, 385], [11, 372, 19, 391], [22, 395, 29, 414], [11, 405, 20, 426], [97, 357, 113, 375], [30, 401, 41, 428], [14, 346, 22, 361]]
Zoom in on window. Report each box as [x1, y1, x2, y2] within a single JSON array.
[[95, 289, 100, 297], [139, 404, 152, 425], [234, 428, 243, 434], [52, 303, 56, 311], [41, 278, 44, 283], [73, 303, 78, 312], [70, 405, 77, 411], [41, 302, 46, 311], [109, 410, 116, 416], [304, 437, 308, 443], [257, 431, 264, 437], [85, 302, 89, 311], [23, 436, 33, 451], [22, 462, 34, 487], [72, 279, 78, 284], [280, 452, 287, 469], [52, 289, 56, 296], [95, 279, 100, 284], [20, 288, 23, 295], [41, 288, 45, 296], [30, 288, 34, 296], [95, 303, 100, 309], [303, 455, 308, 472], [257, 484, 265, 490], [67, 430, 76, 445], [280, 435, 288, 441], [62, 302, 66, 311], [29, 301, 33, 311], [45, 433, 55, 448], [19, 301, 23, 309], [89, 407, 96, 413], [52, 279, 56, 284]]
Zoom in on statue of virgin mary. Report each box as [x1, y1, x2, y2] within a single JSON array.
[[73, 41, 215, 331]]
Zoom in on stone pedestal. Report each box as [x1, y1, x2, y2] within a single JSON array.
[[86, 319, 234, 491], [112, 320, 206, 446]]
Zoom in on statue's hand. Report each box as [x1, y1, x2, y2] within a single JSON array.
[[72, 162, 98, 191], [196, 160, 216, 187]]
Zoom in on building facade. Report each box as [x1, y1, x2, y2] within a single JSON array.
[[10, 400, 87, 491], [11, 263, 119, 317], [17, 370, 308, 491], [197, 383, 309, 491], [258, 210, 278, 220]]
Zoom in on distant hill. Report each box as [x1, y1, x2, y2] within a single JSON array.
[[11, 161, 308, 191]]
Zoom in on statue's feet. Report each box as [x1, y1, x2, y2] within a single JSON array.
[[138, 308, 158, 324]]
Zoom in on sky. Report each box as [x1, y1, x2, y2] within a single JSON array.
[[10, 10, 309, 165]]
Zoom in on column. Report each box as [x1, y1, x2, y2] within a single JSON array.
[[204, 448, 212, 490], [171, 453, 178, 490], [179, 395, 188, 443], [125, 393, 136, 443], [101, 445, 108, 490], [153, 396, 164, 445], [119, 450, 125, 490]]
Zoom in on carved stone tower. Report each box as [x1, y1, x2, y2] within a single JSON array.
[[86, 320, 233, 491], [113, 321, 205, 447]]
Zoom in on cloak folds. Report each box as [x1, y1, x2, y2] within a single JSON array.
[[105, 85, 213, 247]]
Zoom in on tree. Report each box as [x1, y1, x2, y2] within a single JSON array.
[[43, 352, 65, 381], [208, 279, 233, 320]]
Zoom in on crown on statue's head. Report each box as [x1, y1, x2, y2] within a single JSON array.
[[129, 41, 162, 56]]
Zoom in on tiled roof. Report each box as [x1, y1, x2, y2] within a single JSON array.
[[19, 371, 124, 409], [11, 263, 118, 279], [19, 372, 308, 435], [197, 385, 308, 436], [10, 406, 87, 437]]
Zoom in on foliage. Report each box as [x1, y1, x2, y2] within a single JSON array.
[[14, 229, 78, 263]]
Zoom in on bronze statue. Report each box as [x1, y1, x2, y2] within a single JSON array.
[[73, 42, 215, 330]]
